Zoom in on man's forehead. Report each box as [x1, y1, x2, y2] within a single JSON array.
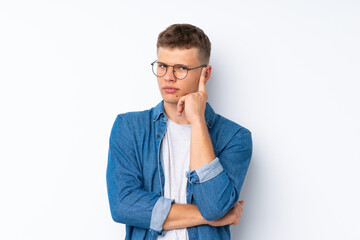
[[157, 46, 200, 64]]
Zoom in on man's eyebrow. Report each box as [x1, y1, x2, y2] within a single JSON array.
[[157, 61, 190, 67], [175, 63, 190, 67]]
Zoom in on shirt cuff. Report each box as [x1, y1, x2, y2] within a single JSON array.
[[149, 197, 175, 236], [185, 157, 224, 184]]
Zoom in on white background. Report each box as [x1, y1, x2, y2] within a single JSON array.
[[1, 0, 359, 239]]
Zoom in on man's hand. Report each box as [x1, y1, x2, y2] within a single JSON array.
[[177, 67, 208, 125], [207, 201, 245, 227]]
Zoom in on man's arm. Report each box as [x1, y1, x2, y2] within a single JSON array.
[[163, 204, 204, 230], [106, 115, 174, 237], [176, 68, 253, 221], [106, 114, 244, 237], [187, 125, 252, 221], [189, 118, 215, 171], [162, 201, 245, 230]]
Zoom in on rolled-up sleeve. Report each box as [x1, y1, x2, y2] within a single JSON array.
[[185, 129, 252, 221], [106, 115, 173, 237], [185, 157, 223, 184], [150, 197, 174, 235]]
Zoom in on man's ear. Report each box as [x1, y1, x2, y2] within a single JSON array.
[[204, 65, 212, 84]]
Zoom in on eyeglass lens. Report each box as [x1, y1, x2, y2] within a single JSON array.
[[152, 62, 188, 79]]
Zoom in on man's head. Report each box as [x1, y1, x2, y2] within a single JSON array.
[[157, 23, 211, 65], [155, 24, 212, 107]]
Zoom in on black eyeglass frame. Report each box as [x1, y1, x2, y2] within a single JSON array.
[[151, 60, 207, 80]]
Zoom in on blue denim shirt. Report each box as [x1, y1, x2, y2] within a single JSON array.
[[106, 100, 252, 240]]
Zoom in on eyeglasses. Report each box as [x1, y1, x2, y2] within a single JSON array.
[[151, 60, 207, 80]]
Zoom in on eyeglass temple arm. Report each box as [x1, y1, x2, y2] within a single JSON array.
[[188, 64, 207, 70]]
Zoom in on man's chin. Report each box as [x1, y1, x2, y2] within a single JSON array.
[[162, 97, 179, 105]]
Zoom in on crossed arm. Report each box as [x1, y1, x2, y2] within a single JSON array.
[[162, 117, 245, 230], [106, 115, 252, 234], [162, 201, 244, 230]]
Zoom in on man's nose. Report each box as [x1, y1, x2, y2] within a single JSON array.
[[163, 66, 176, 82]]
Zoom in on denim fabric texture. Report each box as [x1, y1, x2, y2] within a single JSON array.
[[106, 100, 253, 240]]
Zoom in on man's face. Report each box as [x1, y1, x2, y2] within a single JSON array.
[[156, 47, 205, 105]]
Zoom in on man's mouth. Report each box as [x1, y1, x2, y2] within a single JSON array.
[[163, 87, 179, 93]]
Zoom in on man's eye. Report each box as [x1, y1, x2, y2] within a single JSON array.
[[178, 66, 188, 71], [159, 64, 167, 69]]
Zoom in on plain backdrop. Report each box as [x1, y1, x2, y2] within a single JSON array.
[[1, 0, 359, 239]]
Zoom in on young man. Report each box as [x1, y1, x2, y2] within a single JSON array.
[[106, 24, 253, 240]]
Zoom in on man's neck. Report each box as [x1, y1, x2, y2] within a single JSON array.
[[163, 101, 190, 125]]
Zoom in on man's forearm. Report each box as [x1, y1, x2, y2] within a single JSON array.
[[162, 201, 243, 230], [190, 118, 216, 171], [162, 203, 208, 230]]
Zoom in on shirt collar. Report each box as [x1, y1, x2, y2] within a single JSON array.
[[152, 99, 215, 129]]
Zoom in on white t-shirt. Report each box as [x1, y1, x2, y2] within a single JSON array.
[[157, 118, 191, 240]]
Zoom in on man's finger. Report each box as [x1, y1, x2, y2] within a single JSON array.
[[177, 96, 185, 116], [198, 68, 207, 93]]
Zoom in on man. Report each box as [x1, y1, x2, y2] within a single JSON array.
[[106, 23, 253, 240]]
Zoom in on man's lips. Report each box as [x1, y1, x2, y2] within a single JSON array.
[[163, 87, 179, 93]]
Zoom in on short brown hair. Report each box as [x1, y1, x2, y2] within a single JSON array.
[[157, 24, 211, 64]]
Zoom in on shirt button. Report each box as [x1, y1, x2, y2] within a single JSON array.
[[157, 134, 160, 138]]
